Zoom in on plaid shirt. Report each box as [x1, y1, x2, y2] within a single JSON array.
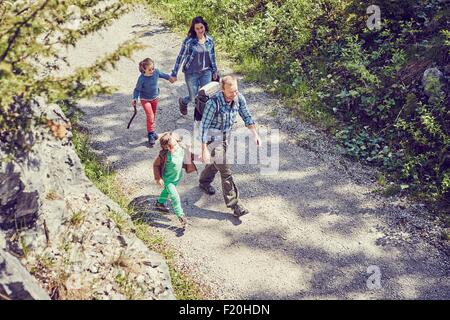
[[199, 91, 255, 143], [171, 35, 217, 77]]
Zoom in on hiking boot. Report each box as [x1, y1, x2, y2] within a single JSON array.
[[199, 184, 216, 195], [178, 215, 188, 229], [154, 201, 169, 213], [232, 204, 249, 218], [178, 97, 188, 116]]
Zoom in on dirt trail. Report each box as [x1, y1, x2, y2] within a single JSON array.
[[66, 7, 449, 299]]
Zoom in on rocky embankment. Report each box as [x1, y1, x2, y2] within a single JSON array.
[[0, 99, 174, 300]]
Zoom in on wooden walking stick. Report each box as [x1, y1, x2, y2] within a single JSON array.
[[127, 105, 137, 129]]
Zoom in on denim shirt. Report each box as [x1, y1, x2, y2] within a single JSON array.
[[133, 69, 170, 100], [171, 35, 218, 77], [199, 91, 255, 143]]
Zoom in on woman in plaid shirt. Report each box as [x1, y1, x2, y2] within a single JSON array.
[[170, 16, 219, 116]]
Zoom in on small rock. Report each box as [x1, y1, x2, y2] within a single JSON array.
[[136, 275, 145, 284], [104, 284, 113, 293], [143, 260, 161, 268], [117, 235, 127, 247], [422, 67, 443, 97], [88, 265, 99, 274]]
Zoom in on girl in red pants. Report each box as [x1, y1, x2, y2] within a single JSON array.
[[132, 58, 175, 147]]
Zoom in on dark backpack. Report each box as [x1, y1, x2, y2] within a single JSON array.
[[194, 81, 222, 121]]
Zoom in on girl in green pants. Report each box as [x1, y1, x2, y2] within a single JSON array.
[[153, 132, 197, 228]]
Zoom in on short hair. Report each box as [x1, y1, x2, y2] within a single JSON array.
[[139, 58, 154, 73], [159, 132, 181, 150], [221, 75, 237, 89]]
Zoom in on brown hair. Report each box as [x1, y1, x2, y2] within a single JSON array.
[[188, 16, 209, 38], [139, 58, 154, 73], [159, 132, 181, 150]]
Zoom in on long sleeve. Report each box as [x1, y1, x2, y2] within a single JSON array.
[[171, 38, 189, 77], [209, 39, 217, 73], [199, 99, 218, 143], [132, 75, 144, 100], [153, 156, 162, 181], [158, 69, 171, 81], [237, 94, 255, 127]]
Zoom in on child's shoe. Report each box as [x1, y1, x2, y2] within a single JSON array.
[[155, 201, 169, 213], [178, 215, 188, 229], [148, 132, 156, 147]]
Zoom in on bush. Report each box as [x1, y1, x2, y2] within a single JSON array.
[[148, 0, 449, 202]]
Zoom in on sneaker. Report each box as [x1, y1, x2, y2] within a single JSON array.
[[154, 201, 169, 213], [232, 204, 249, 218], [199, 184, 216, 195], [148, 132, 156, 147], [178, 97, 188, 116], [178, 215, 188, 228]]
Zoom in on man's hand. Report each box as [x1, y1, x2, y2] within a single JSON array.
[[156, 179, 164, 187], [212, 72, 219, 81], [248, 125, 261, 148], [131, 99, 137, 107], [200, 145, 211, 164]]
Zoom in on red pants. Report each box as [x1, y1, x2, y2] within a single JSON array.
[[140, 98, 158, 133]]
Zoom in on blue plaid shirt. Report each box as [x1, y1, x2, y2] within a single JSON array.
[[171, 35, 217, 77], [199, 91, 255, 143]]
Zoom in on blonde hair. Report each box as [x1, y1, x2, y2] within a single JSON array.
[[139, 58, 154, 73], [221, 75, 237, 88], [159, 132, 181, 150]]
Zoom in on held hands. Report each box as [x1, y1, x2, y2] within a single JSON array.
[[169, 76, 177, 83]]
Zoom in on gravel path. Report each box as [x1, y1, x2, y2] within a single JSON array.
[[65, 7, 449, 299]]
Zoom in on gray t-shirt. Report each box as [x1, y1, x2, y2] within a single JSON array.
[[185, 43, 212, 74]]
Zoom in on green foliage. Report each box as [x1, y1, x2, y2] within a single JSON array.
[[114, 271, 145, 300], [148, 0, 449, 202], [0, 0, 143, 163], [70, 211, 86, 227]]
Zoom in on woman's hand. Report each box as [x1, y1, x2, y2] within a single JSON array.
[[254, 134, 261, 147], [156, 179, 164, 187]]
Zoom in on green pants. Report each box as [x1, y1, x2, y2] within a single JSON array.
[[157, 179, 184, 218]]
